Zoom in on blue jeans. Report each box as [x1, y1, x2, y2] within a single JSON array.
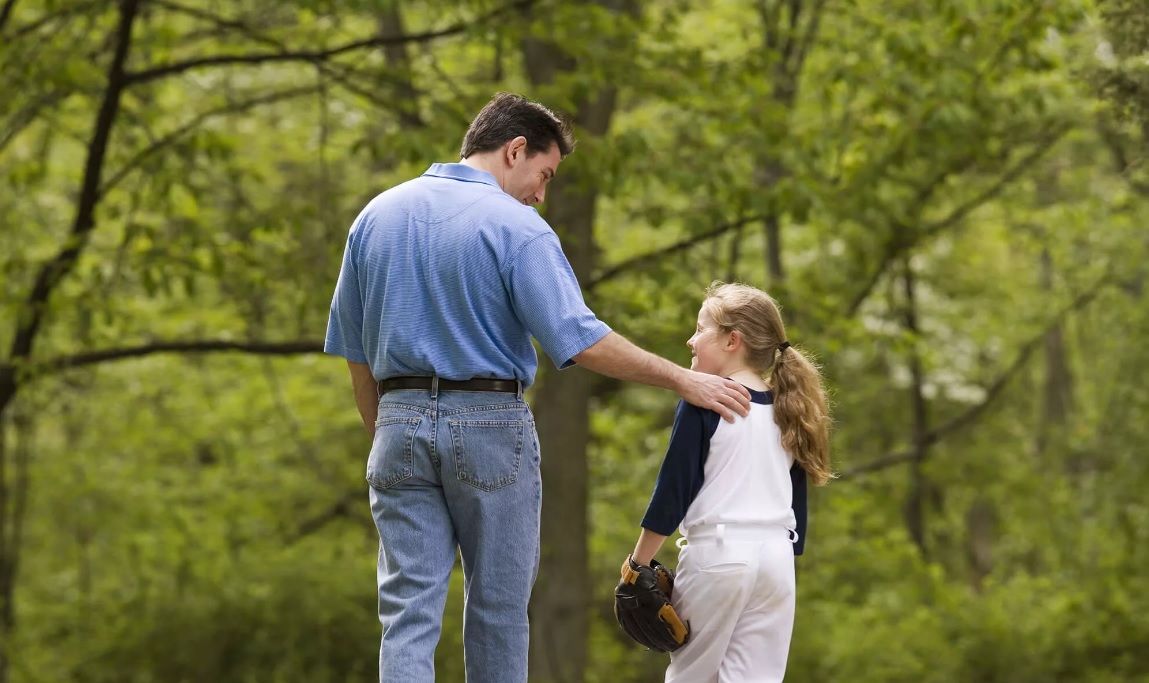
[[367, 386, 542, 683]]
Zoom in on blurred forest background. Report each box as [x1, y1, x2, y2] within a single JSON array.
[[2, 0, 1148, 681]]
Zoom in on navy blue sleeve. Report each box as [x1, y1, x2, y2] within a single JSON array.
[[791, 463, 808, 556], [640, 400, 721, 536]]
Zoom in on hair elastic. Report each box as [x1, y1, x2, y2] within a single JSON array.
[[778, 341, 791, 352]]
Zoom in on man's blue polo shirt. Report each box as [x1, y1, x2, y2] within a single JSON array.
[[324, 163, 611, 389]]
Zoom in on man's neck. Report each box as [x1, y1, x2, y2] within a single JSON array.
[[460, 154, 506, 190]]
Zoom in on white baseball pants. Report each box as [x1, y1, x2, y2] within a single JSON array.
[[665, 523, 797, 683]]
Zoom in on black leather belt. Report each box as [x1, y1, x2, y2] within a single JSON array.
[[379, 376, 520, 395]]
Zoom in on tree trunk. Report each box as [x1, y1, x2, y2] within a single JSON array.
[[0, 414, 9, 683], [0, 3, 140, 680], [756, 159, 788, 291], [1038, 247, 1075, 458], [965, 497, 995, 591], [1033, 168, 1076, 463], [726, 223, 745, 282], [522, 9, 627, 681], [752, 0, 826, 302], [377, 5, 422, 130], [900, 258, 931, 558]]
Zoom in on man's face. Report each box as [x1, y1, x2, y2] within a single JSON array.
[[502, 138, 561, 206]]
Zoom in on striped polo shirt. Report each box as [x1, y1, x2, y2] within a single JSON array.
[[641, 388, 810, 555], [324, 163, 612, 388]]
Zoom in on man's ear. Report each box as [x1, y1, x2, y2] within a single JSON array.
[[506, 136, 528, 165]]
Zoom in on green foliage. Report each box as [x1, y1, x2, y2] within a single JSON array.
[[3, 0, 1149, 681]]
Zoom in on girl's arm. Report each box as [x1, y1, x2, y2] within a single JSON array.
[[631, 528, 669, 566]]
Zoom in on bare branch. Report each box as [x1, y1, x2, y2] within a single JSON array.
[[844, 160, 975, 316], [839, 275, 1111, 480], [135, 0, 424, 109], [586, 215, 766, 290], [23, 339, 325, 376], [3, 0, 108, 39], [0, 89, 73, 156], [0, 0, 17, 34], [922, 126, 1071, 240], [143, 0, 285, 50], [100, 84, 322, 196], [846, 125, 1070, 317], [123, 0, 537, 86], [288, 493, 369, 544]]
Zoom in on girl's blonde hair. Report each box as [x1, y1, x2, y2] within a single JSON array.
[[702, 282, 834, 485]]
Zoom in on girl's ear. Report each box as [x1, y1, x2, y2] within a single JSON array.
[[725, 330, 742, 352]]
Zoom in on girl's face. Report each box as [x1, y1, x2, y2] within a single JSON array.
[[687, 305, 732, 376]]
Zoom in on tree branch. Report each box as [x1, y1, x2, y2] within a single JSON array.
[[287, 492, 369, 544], [758, 0, 782, 52], [139, 0, 411, 109], [839, 275, 1111, 480], [2, 0, 105, 40], [0, 0, 17, 34], [143, 0, 285, 50], [100, 84, 322, 196], [22, 339, 325, 376], [1097, 116, 1149, 196], [2, 0, 140, 416], [845, 159, 976, 316], [123, 0, 537, 86], [779, 0, 802, 70], [790, 0, 827, 77], [585, 215, 765, 290], [0, 89, 75, 156], [922, 126, 1070, 240], [846, 125, 1070, 317]]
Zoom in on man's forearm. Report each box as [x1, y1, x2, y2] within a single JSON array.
[[347, 361, 379, 438], [571, 332, 687, 393]]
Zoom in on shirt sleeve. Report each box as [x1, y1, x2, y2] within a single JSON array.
[[503, 231, 611, 369], [640, 401, 717, 536], [791, 463, 808, 556], [324, 222, 369, 366]]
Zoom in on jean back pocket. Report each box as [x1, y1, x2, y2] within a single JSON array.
[[367, 416, 422, 489], [448, 419, 525, 491]]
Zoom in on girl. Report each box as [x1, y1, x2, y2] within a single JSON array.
[[627, 282, 833, 683]]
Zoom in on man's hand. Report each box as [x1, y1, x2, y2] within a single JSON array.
[[347, 361, 379, 438], [572, 333, 751, 422], [677, 371, 751, 423]]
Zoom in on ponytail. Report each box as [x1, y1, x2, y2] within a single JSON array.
[[702, 281, 834, 485], [772, 346, 833, 485]]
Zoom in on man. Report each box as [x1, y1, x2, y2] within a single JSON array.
[[324, 92, 750, 683]]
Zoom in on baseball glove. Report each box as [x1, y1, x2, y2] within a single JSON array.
[[613, 555, 691, 652]]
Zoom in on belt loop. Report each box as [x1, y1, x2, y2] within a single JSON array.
[[516, 380, 523, 400], [376, 380, 382, 398], [430, 375, 439, 399], [717, 523, 726, 546]]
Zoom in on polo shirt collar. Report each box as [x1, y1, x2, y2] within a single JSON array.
[[423, 162, 501, 189]]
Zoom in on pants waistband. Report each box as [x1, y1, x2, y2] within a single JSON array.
[[379, 376, 522, 399], [680, 522, 799, 547]]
